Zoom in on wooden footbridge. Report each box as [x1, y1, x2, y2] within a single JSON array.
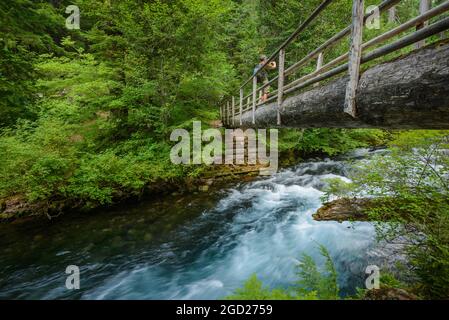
[[220, 0, 449, 129]]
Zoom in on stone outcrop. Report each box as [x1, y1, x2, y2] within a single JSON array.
[[313, 198, 373, 222]]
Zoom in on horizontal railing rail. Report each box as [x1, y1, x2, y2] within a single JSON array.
[[239, 0, 335, 90], [220, 0, 449, 127]]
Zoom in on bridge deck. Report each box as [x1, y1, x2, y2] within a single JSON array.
[[221, 0, 449, 129], [235, 41, 449, 129]]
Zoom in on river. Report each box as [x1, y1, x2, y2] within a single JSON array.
[[0, 148, 397, 299]]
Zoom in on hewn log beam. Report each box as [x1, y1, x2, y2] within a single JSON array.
[[235, 42, 449, 129]]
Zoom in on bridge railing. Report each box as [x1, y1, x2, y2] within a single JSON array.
[[220, 0, 449, 127]]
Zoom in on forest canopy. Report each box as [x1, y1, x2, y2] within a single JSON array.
[[0, 0, 441, 211]]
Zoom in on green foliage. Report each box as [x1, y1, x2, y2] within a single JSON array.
[[2, 0, 446, 299], [1, 0, 234, 207], [0, 0, 65, 127], [278, 128, 389, 156], [0, 0, 401, 215], [326, 130, 449, 299], [224, 274, 303, 300], [0, 48, 182, 207], [321, 178, 356, 203], [225, 245, 339, 300], [380, 272, 403, 288], [0, 118, 78, 201], [296, 245, 339, 300]]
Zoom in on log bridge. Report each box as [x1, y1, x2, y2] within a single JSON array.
[[220, 0, 449, 129]]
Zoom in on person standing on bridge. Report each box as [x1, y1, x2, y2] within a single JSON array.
[[254, 54, 277, 103]]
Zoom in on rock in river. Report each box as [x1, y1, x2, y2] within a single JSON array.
[[313, 198, 373, 222]]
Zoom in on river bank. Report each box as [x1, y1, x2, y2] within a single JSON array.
[[0, 148, 342, 223], [0, 163, 269, 223], [0, 149, 397, 299]]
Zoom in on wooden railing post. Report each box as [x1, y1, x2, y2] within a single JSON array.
[[344, 0, 364, 117], [388, 6, 396, 23], [228, 100, 231, 125], [239, 88, 243, 126], [416, 0, 431, 48], [252, 77, 257, 124], [232, 96, 235, 126], [313, 52, 324, 88], [277, 49, 285, 126], [223, 103, 226, 126], [226, 101, 230, 126], [220, 105, 223, 124]]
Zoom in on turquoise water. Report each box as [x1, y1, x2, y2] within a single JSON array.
[[0, 150, 392, 299]]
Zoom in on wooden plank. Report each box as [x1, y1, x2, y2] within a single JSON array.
[[344, 0, 364, 117], [223, 103, 226, 126], [240, 0, 334, 89], [228, 100, 231, 125], [252, 77, 257, 124], [237, 42, 449, 130], [283, 0, 449, 94], [416, 0, 431, 48], [238, 0, 402, 112], [365, 1, 449, 47], [226, 101, 230, 126], [243, 91, 254, 104], [239, 88, 243, 126], [317, 52, 324, 68], [285, 28, 348, 76], [274, 0, 402, 78], [388, 6, 396, 23], [277, 49, 285, 126], [282, 16, 449, 97], [232, 96, 235, 126], [313, 52, 324, 88]]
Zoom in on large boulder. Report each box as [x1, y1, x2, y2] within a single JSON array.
[[313, 198, 373, 222]]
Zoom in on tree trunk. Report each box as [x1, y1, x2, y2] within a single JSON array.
[[236, 42, 449, 129]]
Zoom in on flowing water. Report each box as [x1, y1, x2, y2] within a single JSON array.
[[0, 149, 397, 299]]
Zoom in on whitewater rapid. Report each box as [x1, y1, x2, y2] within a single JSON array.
[[0, 149, 397, 299]]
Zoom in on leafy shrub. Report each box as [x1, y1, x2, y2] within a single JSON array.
[[225, 245, 339, 300], [326, 131, 449, 298]]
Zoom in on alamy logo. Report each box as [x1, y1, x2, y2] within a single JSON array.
[[366, 5, 380, 30], [65, 5, 80, 30], [170, 121, 278, 175], [365, 265, 380, 290], [65, 265, 80, 290]]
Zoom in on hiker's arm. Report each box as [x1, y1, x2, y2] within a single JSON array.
[[266, 61, 277, 70]]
